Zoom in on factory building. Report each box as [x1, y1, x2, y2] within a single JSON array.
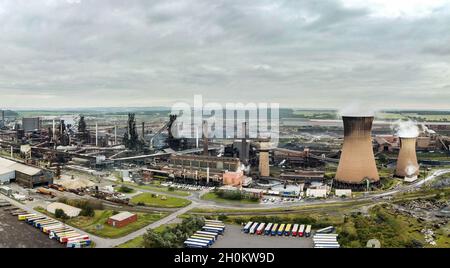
[[335, 116, 380, 189], [165, 154, 242, 185], [0, 157, 52, 188], [108, 212, 137, 228], [22, 117, 41, 132]]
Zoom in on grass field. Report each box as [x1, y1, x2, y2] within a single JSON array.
[[35, 207, 168, 239], [131, 193, 191, 208], [200, 192, 259, 204], [116, 224, 177, 248]]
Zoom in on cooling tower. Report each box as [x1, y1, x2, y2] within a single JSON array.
[[395, 137, 419, 178], [335, 116, 380, 186]]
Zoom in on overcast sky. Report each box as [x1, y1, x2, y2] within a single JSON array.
[[0, 0, 449, 110]]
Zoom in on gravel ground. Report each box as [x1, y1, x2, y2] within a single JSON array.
[[0, 207, 63, 248], [212, 224, 314, 248]]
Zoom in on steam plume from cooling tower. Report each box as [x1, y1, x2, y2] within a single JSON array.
[[338, 101, 377, 117], [392, 120, 420, 138]]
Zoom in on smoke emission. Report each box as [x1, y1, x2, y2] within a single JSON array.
[[338, 102, 377, 117], [393, 120, 420, 138]]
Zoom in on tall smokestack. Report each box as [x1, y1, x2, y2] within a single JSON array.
[[241, 122, 248, 164], [52, 119, 56, 141], [202, 120, 208, 156], [335, 116, 379, 187], [395, 137, 419, 178], [114, 125, 117, 145], [142, 122, 145, 139], [95, 123, 98, 147]]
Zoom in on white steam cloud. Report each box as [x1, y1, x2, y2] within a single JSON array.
[[392, 120, 420, 138], [338, 102, 377, 117]]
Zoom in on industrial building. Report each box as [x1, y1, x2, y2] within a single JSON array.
[[107, 212, 137, 228], [22, 117, 41, 132], [334, 116, 380, 189], [0, 157, 52, 188]]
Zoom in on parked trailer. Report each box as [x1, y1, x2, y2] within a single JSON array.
[[298, 225, 305, 237], [313, 238, 337, 243], [284, 224, 292, 236], [243, 221, 253, 233], [256, 223, 266, 235], [316, 226, 335, 234], [305, 225, 312, 237], [43, 225, 67, 233], [66, 235, 90, 244], [271, 223, 279, 236], [196, 231, 218, 239], [249, 222, 259, 234], [205, 219, 223, 225], [184, 240, 209, 248], [277, 224, 286, 236], [189, 237, 213, 246], [314, 234, 339, 238], [186, 238, 211, 247], [36, 220, 59, 229], [60, 233, 82, 243], [50, 230, 76, 240], [315, 244, 340, 248], [18, 214, 36, 221], [193, 234, 216, 241], [26, 216, 46, 224], [204, 223, 226, 229], [202, 226, 224, 234], [34, 219, 58, 228], [12, 210, 27, 216], [67, 239, 91, 248], [292, 224, 299, 237], [264, 223, 273, 235]]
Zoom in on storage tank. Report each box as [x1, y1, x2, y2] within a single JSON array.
[[395, 137, 419, 178], [335, 116, 379, 187]]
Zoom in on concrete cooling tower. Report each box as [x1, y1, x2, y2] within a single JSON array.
[[335, 116, 380, 188], [395, 137, 419, 178]]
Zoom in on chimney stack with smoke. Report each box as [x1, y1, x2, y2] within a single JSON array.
[[335, 116, 380, 188]]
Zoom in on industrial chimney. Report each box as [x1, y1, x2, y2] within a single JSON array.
[[335, 116, 379, 187], [202, 120, 209, 156], [395, 137, 419, 178]]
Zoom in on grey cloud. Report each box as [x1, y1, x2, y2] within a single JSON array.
[[0, 0, 449, 109]]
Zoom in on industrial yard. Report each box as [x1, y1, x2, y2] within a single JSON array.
[[0, 108, 448, 249]]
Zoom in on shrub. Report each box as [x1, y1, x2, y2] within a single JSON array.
[[55, 208, 69, 220]]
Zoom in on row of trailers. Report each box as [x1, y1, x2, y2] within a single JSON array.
[[243, 222, 312, 237], [184, 219, 225, 248], [17, 213, 91, 248]]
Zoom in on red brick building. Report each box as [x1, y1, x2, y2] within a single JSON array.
[[107, 212, 137, 228]]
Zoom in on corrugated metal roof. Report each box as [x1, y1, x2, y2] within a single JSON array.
[[109, 211, 135, 222], [0, 157, 42, 176]]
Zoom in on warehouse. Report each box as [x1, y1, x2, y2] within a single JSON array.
[[0, 166, 15, 184], [0, 157, 53, 188], [107, 212, 137, 228]]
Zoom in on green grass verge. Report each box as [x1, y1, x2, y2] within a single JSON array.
[[131, 193, 191, 208]]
